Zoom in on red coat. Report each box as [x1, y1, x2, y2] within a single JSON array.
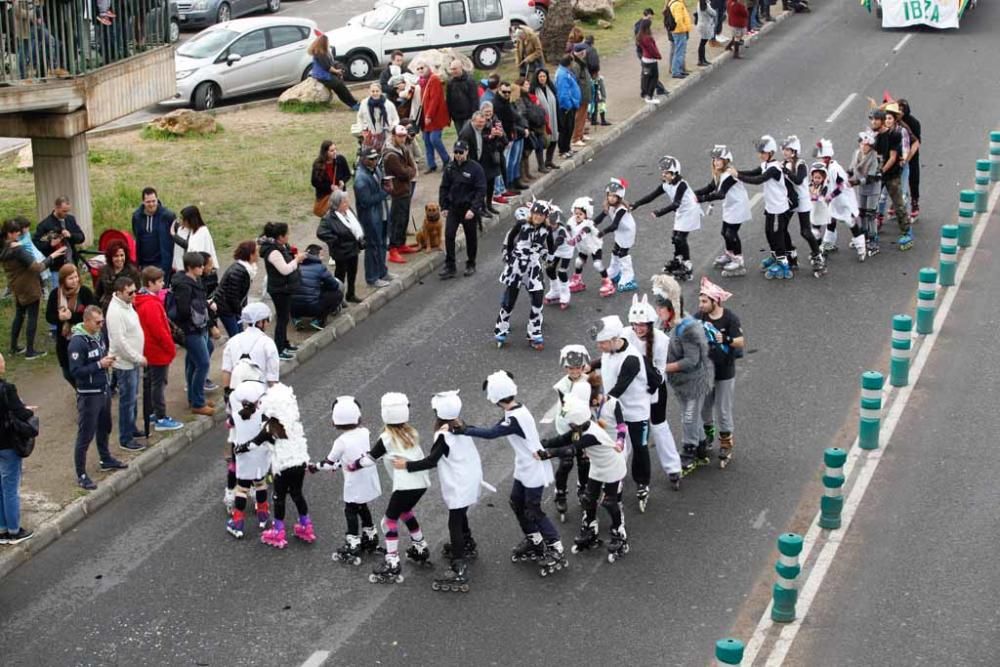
[[420, 74, 451, 132], [134, 290, 176, 366], [727, 0, 749, 28]]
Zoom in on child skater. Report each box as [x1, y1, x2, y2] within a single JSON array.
[[495, 202, 555, 350], [819, 135, 869, 259], [782, 135, 827, 277], [543, 205, 574, 310], [631, 156, 703, 282], [593, 178, 638, 294], [550, 344, 593, 521], [809, 162, 832, 251], [694, 145, 752, 277], [394, 390, 484, 592], [314, 396, 382, 565], [536, 395, 629, 563], [738, 135, 798, 280], [567, 197, 610, 296], [225, 375, 270, 540]]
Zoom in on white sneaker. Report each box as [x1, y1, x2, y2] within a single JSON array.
[[328, 258, 336, 267], [713, 252, 731, 267], [373, 279, 391, 288], [572, 140, 586, 147], [649, 97, 662, 105]]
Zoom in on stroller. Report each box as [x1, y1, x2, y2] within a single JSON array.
[[79, 228, 138, 289]]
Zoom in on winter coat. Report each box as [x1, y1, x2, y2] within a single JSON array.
[[131, 203, 176, 274], [67, 323, 110, 394], [106, 294, 145, 370], [355, 96, 400, 137], [259, 236, 301, 296], [94, 264, 141, 312], [317, 210, 364, 263], [46, 285, 96, 341], [463, 122, 507, 179], [445, 72, 480, 125], [669, 0, 695, 33], [516, 93, 547, 136], [169, 271, 210, 335], [570, 57, 592, 106], [439, 159, 487, 214], [381, 142, 417, 199], [555, 65, 581, 110], [214, 261, 252, 319], [0, 240, 50, 305], [353, 162, 390, 232], [515, 27, 544, 69], [727, 0, 748, 28], [291, 257, 342, 310], [637, 33, 663, 60], [532, 77, 559, 143], [0, 380, 33, 451], [33, 212, 85, 274], [171, 224, 218, 273], [492, 94, 525, 141], [310, 155, 352, 200], [133, 289, 176, 367], [666, 316, 713, 400], [419, 73, 450, 132], [697, 3, 718, 39]]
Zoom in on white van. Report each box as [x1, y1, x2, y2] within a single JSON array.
[[325, 0, 515, 80]]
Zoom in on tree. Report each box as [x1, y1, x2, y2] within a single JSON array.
[[541, 0, 577, 63]]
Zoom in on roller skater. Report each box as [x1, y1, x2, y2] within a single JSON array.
[[606, 527, 630, 563], [697, 278, 745, 469], [738, 135, 798, 280], [694, 145, 752, 278], [396, 390, 483, 591], [225, 374, 270, 540], [567, 197, 609, 295], [551, 345, 594, 522], [870, 108, 913, 251], [650, 274, 687, 490], [543, 205, 573, 310], [632, 156, 704, 283], [812, 138, 863, 264], [455, 371, 566, 577], [847, 133, 881, 259], [536, 396, 628, 563], [314, 396, 382, 565], [809, 162, 832, 255], [495, 203, 554, 350], [593, 179, 638, 293], [782, 136, 826, 278]]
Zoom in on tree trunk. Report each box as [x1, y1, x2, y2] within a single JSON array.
[[541, 0, 577, 63]]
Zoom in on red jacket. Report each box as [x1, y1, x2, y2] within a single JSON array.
[[420, 74, 451, 132], [134, 290, 176, 366], [637, 34, 662, 60], [727, 0, 749, 28]]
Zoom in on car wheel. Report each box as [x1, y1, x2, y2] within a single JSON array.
[[346, 53, 374, 81], [301, 65, 313, 81], [216, 2, 231, 23], [169, 18, 180, 43], [266, 0, 280, 13], [193, 82, 220, 110], [534, 6, 547, 26], [473, 44, 501, 70]]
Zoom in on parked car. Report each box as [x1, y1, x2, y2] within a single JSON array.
[[327, 0, 515, 81], [142, 0, 182, 43], [508, 0, 548, 29], [164, 17, 321, 110], [176, 0, 281, 30]]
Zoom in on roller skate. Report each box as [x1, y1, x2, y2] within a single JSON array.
[[261, 520, 288, 549], [226, 511, 245, 539], [696, 439, 712, 465], [361, 527, 380, 555], [809, 252, 827, 278], [432, 559, 470, 592], [255, 501, 270, 530], [910, 202, 920, 221], [787, 251, 800, 271], [713, 252, 731, 268], [765, 257, 792, 280], [568, 274, 586, 293], [897, 231, 913, 251], [663, 257, 683, 274], [610, 272, 621, 286], [680, 444, 700, 477], [442, 536, 478, 560], [369, 554, 405, 584], [495, 332, 508, 348], [223, 488, 235, 516], [668, 472, 681, 491], [867, 236, 880, 257], [538, 541, 568, 577], [674, 260, 693, 282], [332, 534, 363, 565], [543, 286, 560, 305], [821, 240, 838, 255], [599, 277, 616, 297], [703, 423, 716, 447], [559, 299, 570, 311], [719, 432, 734, 469], [760, 253, 778, 272], [636, 484, 650, 513], [617, 279, 638, 293], [571, 521, 603, 554], [720, 255, 747, 277], [606, 527, 630, 564], [405, 539, 433, 568], [529, 335, 545, 351], [554, 490, 568, 523], [849, 236, 866, 262], [511, 535, 546, 563], [293, 516, 316, 543]]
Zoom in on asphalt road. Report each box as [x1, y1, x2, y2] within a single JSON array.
[[2, 2, 1000, 666]]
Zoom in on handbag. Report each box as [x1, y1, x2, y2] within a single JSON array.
[[11, 414, 39, 458], [313, 194, 331, 217]]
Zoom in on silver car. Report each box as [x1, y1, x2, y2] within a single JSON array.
[[164, 17, 320, 110], [176, 0, 281, 29]]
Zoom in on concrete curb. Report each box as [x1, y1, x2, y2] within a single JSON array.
[[0, 10, 795, 580]]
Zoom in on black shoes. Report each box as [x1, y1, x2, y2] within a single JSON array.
[[464, 265, 476, 277]]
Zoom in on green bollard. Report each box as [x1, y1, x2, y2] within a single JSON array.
[[916, 267, 937, 335], [990, 131, 1000, 181], [975, 160, 991, 213], [890, 315, 913, 387], [819, 447, 848, 530], [859, 371, 884, 450], [939, 225, 959, 287], [771, 533, 804, 623], [957, 190, 976, 247], [715, 638, 745, 666]]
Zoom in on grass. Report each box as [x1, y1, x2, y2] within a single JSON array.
[[140, 123, 225, 141], [278, 100, 334, 114]]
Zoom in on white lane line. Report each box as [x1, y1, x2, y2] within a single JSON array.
[[749, 192, 763, 209], [746, 182, 1000, 666], [300, 651, 330, 667], [893, 34, 913, 52], [825, 93, 857, 123]]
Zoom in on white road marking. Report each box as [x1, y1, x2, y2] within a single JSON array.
[[825, 93, 857, 124], [751, 510, 768, 530], [749, 192, 763, 209], [893, 34, 913, 53], [743, 182, 1000, 666], [300, 650, 330, 667]]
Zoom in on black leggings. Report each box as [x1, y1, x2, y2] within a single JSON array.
[[269, 291, 291, 352], [384, 488, 425, 520], [448, 507, 473, 560], [334, 256, 359, 299], [797, 211, 821, 255], [698, 38, 709, 63], [582, 478, 624, 531], [11, 300, 39, 354], [555, 448, 591, 494], [909, 157, 920, 203], [672, 230, 690, 261], [272, 464, 309, 521], [344, 501, 373, 535], [319, 76, 358, 108], [721, 222, 742, 255], [546, 256, 571, 282], [764, 211, 792, 256], [627, 420, 650, 487]]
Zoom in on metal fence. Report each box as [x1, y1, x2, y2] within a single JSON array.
[[0, 0, 171, 84]]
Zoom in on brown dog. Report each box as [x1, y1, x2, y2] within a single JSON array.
[[415, 202, 443, 251]]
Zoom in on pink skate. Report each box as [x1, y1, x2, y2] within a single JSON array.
[[261, 523, 288, 549], [568, 274, 586, 293], [599, 277, 616, 297], [559, 302, 569, 310], [294, 517, 317, 543]]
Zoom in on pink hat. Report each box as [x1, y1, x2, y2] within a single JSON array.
[[699, 276, 732, 304]]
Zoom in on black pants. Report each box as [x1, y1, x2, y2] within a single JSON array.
[[319, 76, 358, 108], [640, 61, 660, 99], [344, 501, 373, 535], [557, 108, 575, 154], [389, 195, 412, 248], [909, 156, 920, 203], [672, 230, 691, 260], [627, 420, 651, 487], [269, 291, 291, 352], [486, 176, 497, 208], [797, 211, 821, 255], [11, 300, 39, 354], [384, 488, 425, 519], [509, 480, 559, 542], [764, 211, 792, 255], [143, 364, 168, 421], [445, 209, 478, 270], [272, 464, 309, 521], [582, 478, 624, 531], [74, 391, 112, 477], [722, 222, 742, 255], [555, 448, 591, 494], [334, 256, 359, 300], [448, 506, 473, 560], [291, 290, 343, 324], [698, 38, 709, 63]]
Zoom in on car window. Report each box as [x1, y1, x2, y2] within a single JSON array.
[[439, 0, 466, 26], [390, 7, 426, 32], [468, 0, 502, 23], [360, 5, 399, 29], [269, 25, 304, 48], [178, 28, 239, 58], [228, 29, 268, 58]]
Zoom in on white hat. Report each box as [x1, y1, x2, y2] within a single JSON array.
[[514, 206, 531, 222], [606, 177, 628, 198], [857, 131, 876, 147], [331, 395, 361, 426], [756, 134, 778, 154], [240, 302, 271, 325], [814, 138, 834, 158], [432, 390, 462, 420], [628, 294, 657, 324], [484, 370, 518, 404], [559, 344, 590, 368], [380, 392, 409, 425], [781, 135, 801, 153], [590, 315, 624, 342], [657, 155, 681, 174], [571, 196, 593, 218], [561, 395, 591, 427]]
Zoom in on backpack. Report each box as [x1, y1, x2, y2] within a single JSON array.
[[663, 2, 678, 31], [1, 383, 39, 458], [523, 100, 546, 131], [162, 289, 186, 345]]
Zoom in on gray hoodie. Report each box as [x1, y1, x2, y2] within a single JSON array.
[[666, 316, 713, 400]]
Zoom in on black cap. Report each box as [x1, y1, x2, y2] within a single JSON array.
[[360, 147, 379, 160], [453, 140, 469, 153]]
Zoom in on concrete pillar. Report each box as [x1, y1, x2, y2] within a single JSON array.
[[31, 134, 92, 240]]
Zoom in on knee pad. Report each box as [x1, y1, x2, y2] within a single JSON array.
[[254, 486, 268, 505], [399, 510, 414, 523], [381, 517, 398, 537], [593, 258, 605, 273], [600, 493, 619, 511], [574, 256, 585, 271], [557, 271, 568, 282], [226, 460, 236, 473]]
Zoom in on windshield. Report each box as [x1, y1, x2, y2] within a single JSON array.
[[177, 29, 239, 59], [358, 5, 399, 29]]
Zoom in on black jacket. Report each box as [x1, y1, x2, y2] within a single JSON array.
[[446, 73, 480, 124], [214, 261, 251, 318], [0, 381, 33, 450], [33, 212, 85, 273], [317, 211, 364, 262], [492, 95, 526, 140], [259, 236, 301, 296], [439, 159, 487, 215], [311, 155, 352, 200], [462, 121, 507, 179], [170, 271, 209, 334]]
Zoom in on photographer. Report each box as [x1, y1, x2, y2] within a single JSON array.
[[32, 196, 85, 289]]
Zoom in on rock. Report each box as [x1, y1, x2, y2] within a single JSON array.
[[597, 18, 613, 29], [573, 0, 614, 21], [278, 77, 332, 106], [148, 109, 218, 136], [15, 144, 32, 171]]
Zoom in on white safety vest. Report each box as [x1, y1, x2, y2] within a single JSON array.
[[380, 431, 431, 492], [661, 181, 703, 232], [601, 341, 651, 422], [328, 428, 382, 504], [503, 404, 554, 488]]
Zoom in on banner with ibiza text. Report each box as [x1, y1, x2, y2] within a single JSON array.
[[880, 0, 962, 28]]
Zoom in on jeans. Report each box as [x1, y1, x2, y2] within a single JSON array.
[[291, 290, 343, 323], [671, 32, 689, 76], [749, 4, 761, 28], [422, 130, 450, 170], [388, 195, 411, 249], [11, 300, 40, 354], [184, 332, 210, 408], [509, 480, 559, 542], [505, 137, 524, 185], [0, 449, 23, 534], [75, 391, 113, 476], [219, 314, 241, 339], [360, 213, 389, 283], [113, 367, 140, 446]]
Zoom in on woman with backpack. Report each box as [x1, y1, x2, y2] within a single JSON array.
[[0, 351, 36, 545]]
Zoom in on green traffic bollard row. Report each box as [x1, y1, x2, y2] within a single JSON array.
[[916, 267, 937, 335], [890, 315, 913, 388], [957, 190, 976, 248], [859, 370, 884, 450], [939, 225, 959, 287], [819, 447, 848, 530], [771, 533, 804, 623], [990, 131, 1000, 181], [975, 160, 991, 213], [715, 638, 745, 666]]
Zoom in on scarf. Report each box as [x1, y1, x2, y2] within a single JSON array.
[[336, 209, 365, 243], [58, 284, 81, 338], [238, 259, 258, 280], [367, 96, 388, 131]]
